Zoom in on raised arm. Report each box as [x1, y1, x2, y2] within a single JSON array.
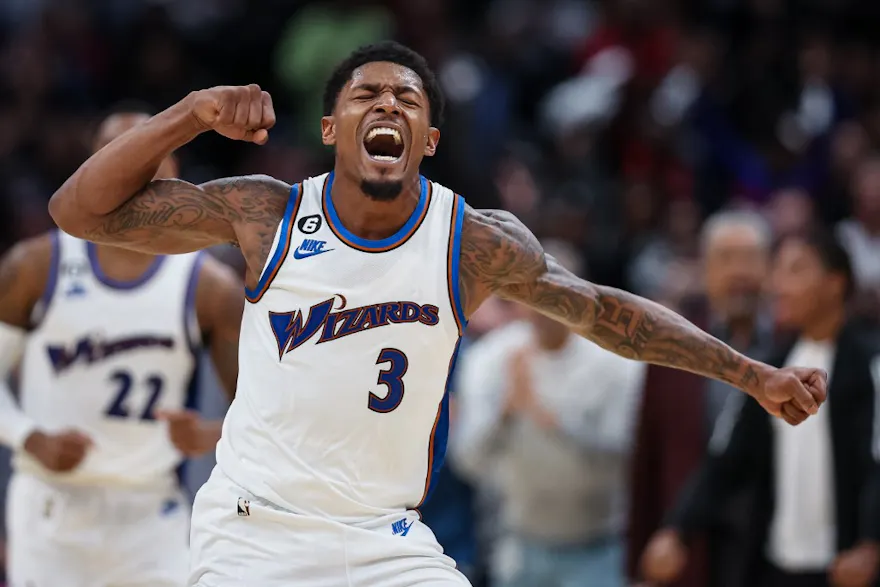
[[48, 86, 289, 286], [458, 207, 827, 425]]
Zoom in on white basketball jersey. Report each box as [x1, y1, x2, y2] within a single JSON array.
[[16, 232, 203, 488], [217, 172, 466, 522]]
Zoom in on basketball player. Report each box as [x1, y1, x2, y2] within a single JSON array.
[[48, 42, 827, 586], [0, 111, 242, 587]]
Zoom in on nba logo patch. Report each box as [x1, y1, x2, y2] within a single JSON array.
[[237, 497, 250, 517]]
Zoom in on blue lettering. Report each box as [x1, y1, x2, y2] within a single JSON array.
[[270, 296, 441, 358]]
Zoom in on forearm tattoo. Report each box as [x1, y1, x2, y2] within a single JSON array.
[[459, 206, 761, 391]]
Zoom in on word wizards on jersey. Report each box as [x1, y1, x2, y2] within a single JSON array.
[[17, 231, 203, 488], [217, 171, 467, 522]]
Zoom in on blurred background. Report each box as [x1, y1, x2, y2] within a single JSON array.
[[4, 0, 880, 586]]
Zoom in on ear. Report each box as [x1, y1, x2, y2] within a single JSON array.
[[321, 116, 336, 146], [423, 127, 440, 157]]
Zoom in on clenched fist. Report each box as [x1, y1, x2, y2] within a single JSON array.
[[752, 366, 828, 426], [158, 409, 222, 457], [188, 84, 276, 144], [24, 429, 92, 473]]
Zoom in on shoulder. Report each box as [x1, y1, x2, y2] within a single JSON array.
[[1, 232, 55, 286], [202, 174, 292, 217], [0, 231, 56, 328], [460, 206, 547, 290]]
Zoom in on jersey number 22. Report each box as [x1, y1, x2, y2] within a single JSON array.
[[104, 370, 164, 421]]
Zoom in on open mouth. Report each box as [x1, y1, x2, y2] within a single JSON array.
[[363, 126, 404, 162]]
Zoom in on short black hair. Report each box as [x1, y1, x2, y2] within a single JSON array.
[[780, 228, 855, 299], [322, 41, 445, 127]]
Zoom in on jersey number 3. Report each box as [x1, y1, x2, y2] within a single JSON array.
[[105, 370, 165, 421], [368, 348, 408, 413]]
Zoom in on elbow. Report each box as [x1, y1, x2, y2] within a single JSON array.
[[48, 182, 92, 239]]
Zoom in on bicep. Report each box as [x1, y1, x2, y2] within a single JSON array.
[[81, 179, 239, 254], [79, 175, 291, 257]]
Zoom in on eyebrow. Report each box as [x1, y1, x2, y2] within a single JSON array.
[[352, 83, 422, 96]]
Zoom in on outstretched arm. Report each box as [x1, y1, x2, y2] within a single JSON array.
[[48, 86, 289, 286], [459, 207, 826, 425]]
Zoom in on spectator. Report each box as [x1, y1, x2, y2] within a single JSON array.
[[837, 154, 880, 293], [452, 240, 645, 587], [642, 230, 880, 587], [628, 209, 774, 587]]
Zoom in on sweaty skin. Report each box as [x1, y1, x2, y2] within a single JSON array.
[[48, 71, 826, 426]]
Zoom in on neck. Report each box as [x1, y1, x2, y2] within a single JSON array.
[[331, 170, 422, 240], [93, 245, 159, 280], [802, 303, 845, 341]]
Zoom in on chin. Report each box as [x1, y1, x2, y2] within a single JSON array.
[[360, 178, 404, 201]]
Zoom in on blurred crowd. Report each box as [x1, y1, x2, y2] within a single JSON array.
[[5, 0, 880, 585]]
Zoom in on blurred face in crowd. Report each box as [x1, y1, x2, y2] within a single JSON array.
[[771, 238, 845, 329], [765, 188, 814, 238], [528, 310, 570, 350], [853, 156, 880, 227], [703, 222, 768, 321]]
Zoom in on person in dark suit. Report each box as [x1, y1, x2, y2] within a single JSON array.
[[640, 229, 880, 587], [628, 210, 774, 587]]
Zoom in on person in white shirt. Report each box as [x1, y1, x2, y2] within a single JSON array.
[[452, 240, 646, 587], [640, 229, 880, 587]]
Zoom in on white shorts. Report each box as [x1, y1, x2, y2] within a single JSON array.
[[6, 472, 190, 587], [188, 467, 471, 587]]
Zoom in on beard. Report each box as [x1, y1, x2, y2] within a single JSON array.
[[360, 178, 404, 201]]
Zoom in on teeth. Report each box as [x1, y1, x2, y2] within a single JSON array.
[[371, 155, 399, 162], [366, 127, 402, 145]]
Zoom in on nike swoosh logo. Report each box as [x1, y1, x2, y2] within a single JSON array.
[[292, 248, 333, 260], [400, 521, 413, 536]]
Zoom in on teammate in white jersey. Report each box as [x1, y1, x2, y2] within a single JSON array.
[[0, 111, 242, 587], [49, 42, 827, 586]]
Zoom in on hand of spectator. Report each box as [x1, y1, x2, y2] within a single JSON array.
[[830, 542, 880, 587], [23, 429, 92, 472], [504, 347, 557, 429], [158, 410, 222, 457], [504, 346, 534, 417], [640, 528, 688, 585]]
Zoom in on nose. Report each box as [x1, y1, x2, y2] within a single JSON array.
[[373, 91, 400, 115]]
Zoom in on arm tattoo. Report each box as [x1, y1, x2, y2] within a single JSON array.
[[83, 174, 290, 279], [459, 206, 763, 392]]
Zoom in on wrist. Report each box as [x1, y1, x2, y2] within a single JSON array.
[[742, 360, 773, 398], [156, 95, 209, 146]]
